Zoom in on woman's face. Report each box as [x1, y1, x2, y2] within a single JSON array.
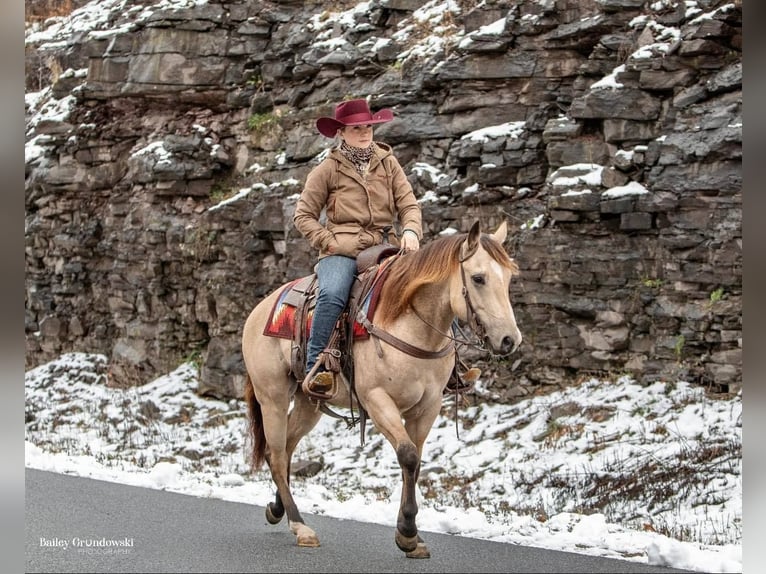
[[340, 124, 373, 148]]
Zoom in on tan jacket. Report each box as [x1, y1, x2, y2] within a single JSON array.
[[293, 142, 422, 259]]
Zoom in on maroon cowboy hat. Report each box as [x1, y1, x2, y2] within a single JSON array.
[[315, 98, 394, 138]]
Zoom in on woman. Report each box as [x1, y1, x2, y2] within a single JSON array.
[[293, 98, 422, 398]]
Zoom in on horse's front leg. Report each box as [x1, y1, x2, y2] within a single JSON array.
[[396, 394, 445, 559], [394, 441, 430, 557], [363, 384, 436, 558]]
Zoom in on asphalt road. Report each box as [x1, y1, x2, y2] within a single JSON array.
[[25, 469, 692, 573]]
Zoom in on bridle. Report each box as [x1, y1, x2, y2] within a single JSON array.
[[457, 237, 488, 347], [408, 257, 488, 352]]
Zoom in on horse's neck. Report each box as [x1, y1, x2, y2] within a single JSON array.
[[400, 282, 454, 347]]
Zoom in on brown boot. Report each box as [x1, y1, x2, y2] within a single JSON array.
[[303, 370, 336, 400], [445, 367, 481, 395]]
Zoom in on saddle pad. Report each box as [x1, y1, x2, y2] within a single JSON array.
[[263, 278, 310, 339], [262, 272, 386, 341], [352, 282, 380, 339]]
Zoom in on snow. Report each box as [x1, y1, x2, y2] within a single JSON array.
[[206, 187, 257, 211], [520, 214, 546, 230], [418, 190, 446, 204], [307, 1, 372, 37], [458, 17, 507, 50], [550, 164, 605, 188], [25, 353, 742, 572], [25, 91, 75, 135], [462, 121, 526, 142], [603, 181, 650, 198], [689, 3, 735, 25], [411, 161, 444, 184], [562, 189, 593, 197], [591, 64, 625, 90], [131, 141, 173, 165]]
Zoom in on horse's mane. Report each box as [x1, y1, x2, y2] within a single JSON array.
[[376, 232, 519, 326]]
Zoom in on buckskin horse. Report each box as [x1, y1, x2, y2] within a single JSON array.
[[241, 220, 522, 558]]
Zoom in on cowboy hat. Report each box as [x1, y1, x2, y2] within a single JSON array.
[[315, 98, 394, 138]]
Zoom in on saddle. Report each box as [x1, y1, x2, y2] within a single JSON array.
[[262, 244, 401, 384]]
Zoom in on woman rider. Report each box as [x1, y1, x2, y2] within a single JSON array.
[[293, 98, 422, 398]]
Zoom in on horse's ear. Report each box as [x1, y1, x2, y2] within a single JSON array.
[[492, 221, 508, 244], [461, 221, 481, 260]]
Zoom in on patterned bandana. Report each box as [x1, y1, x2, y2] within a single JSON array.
[[340, 141, 374, 175]]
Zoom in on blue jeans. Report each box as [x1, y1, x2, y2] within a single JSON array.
[[306, 255, 358, 373]]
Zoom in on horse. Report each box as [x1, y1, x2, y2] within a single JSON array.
[[241, 220, 522, 558]]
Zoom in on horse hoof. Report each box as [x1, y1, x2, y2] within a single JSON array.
[[296, 534, 320, 548], [265, 503, 283, 525], [406, 541, 431, 559], [291, 522, 319, 547], [395, 530, 418, 553]]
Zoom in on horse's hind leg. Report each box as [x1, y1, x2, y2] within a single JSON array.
[[283, 392, 325, 545], [264, 448, 300, 524], [264, 414, 304, 524], [265, 489, 284, 524], [261, 390, 324, 547]]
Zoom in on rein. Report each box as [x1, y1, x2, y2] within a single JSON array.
[[355, 310, 454, 359], [354, 249, 454, 360]]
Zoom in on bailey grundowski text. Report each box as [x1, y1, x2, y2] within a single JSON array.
[[39, 537, 135, 550]]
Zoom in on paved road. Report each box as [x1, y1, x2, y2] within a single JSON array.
[[26, 469, 691, 573]]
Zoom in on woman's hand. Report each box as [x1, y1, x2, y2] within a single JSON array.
[[401, 229, 420, 252]]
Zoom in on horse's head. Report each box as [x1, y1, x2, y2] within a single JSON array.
[[451, 221, 522, 355]]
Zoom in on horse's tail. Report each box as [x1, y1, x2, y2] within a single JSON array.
[[244, 375, 267, 472]]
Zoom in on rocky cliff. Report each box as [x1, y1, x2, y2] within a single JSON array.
[[25, 0, 742, 400]]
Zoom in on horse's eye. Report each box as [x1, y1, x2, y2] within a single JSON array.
[[472, 274, 486, 286]]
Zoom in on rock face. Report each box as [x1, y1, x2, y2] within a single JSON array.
[[25, 0, 742, 400]]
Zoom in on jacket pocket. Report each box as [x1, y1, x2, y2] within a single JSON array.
[[328, 231, 359, 258], [325, 227, 380, 258]]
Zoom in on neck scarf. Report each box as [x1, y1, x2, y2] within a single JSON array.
[[340, 141, 374, 175]]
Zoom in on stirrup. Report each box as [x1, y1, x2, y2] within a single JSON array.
[[302, 369, 338, 402]]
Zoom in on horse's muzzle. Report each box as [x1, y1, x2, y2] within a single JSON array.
[[493, 334, 521, 356]]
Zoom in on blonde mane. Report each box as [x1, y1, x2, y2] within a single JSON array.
[[376, 232, 518, 326]]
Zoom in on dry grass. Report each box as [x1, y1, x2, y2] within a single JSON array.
[[26, 0, 78, 22]]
